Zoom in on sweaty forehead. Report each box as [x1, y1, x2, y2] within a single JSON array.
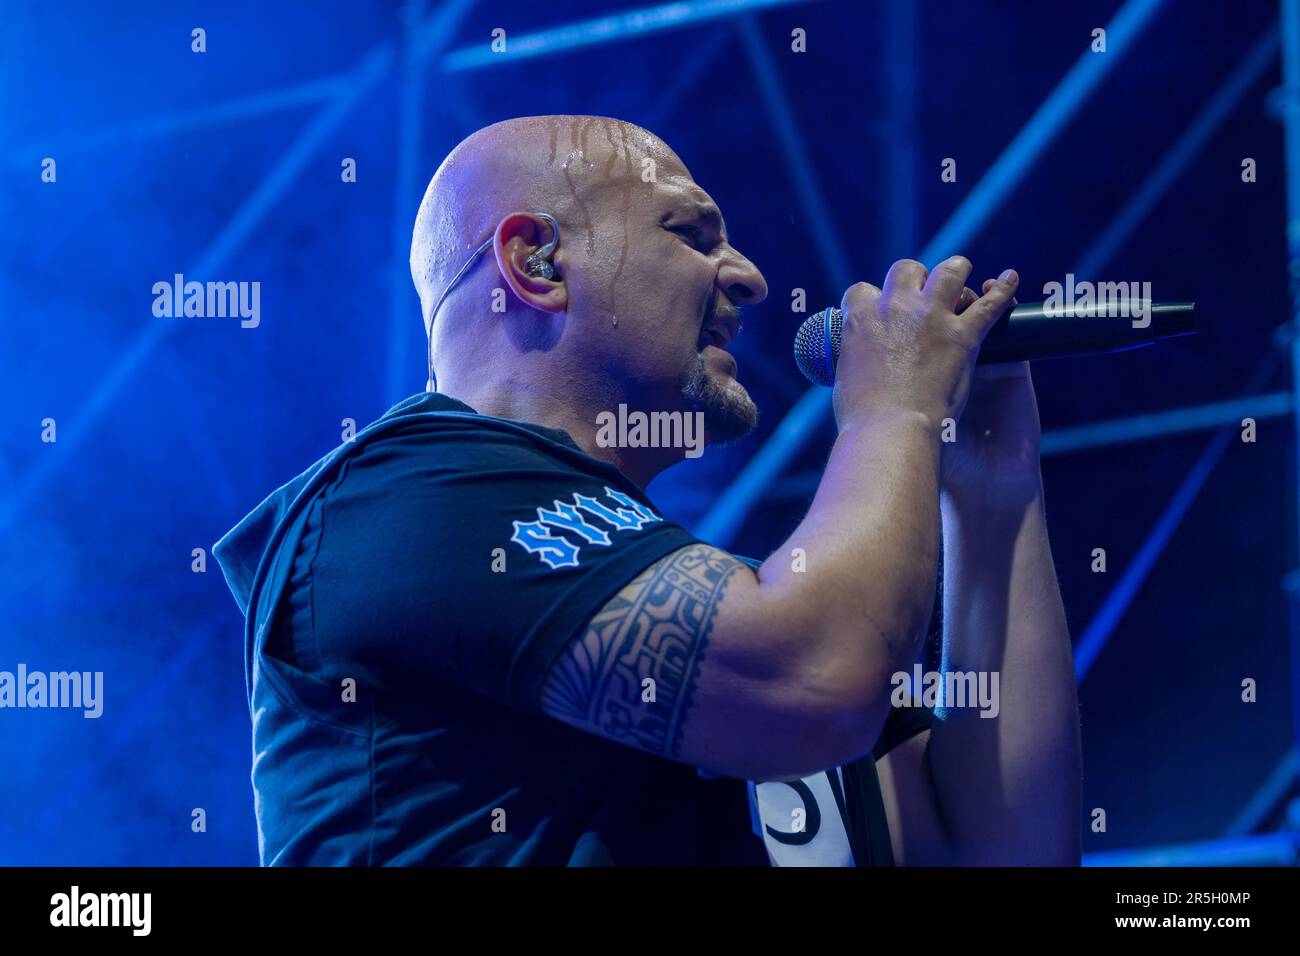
[[550, 129, 703, 197], [567, 129, 692, 186], [527, 116, 686, 177], [498, 117, 697, 206]]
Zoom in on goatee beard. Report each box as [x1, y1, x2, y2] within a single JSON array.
[[682, 353, 759, 446]]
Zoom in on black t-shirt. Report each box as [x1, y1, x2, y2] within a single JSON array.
[[213, 392, 930, 865]]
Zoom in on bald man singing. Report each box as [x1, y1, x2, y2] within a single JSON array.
[[215, 115, 1081, 866]]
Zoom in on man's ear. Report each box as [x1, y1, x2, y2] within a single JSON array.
[[492, 212, 567, 314]]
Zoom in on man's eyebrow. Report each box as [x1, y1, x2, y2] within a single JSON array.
[[690, 203, 728, 240]]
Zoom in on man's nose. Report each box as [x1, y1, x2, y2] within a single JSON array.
[[718, 248, 768, 306]]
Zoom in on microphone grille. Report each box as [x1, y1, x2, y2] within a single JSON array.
[[793, 307, 842, 387]]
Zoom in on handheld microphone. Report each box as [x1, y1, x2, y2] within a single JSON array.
[[793, 300, 1197, 387]]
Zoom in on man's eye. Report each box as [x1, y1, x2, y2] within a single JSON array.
[[670, 225, 704, 247]]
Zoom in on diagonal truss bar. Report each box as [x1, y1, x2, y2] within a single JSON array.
[[1279, 0, 1300, 781], [1075, 25, 1280, 280], [441, 0, 815, 72], [745, 390, 1293, 510], [1072, 18, 1293, 684], [387, 0, 432, 404], [696, 0, 1166, 545], [7, 5, 474, 844], [737, 14, 852, 291], [1223, 748, 1299, 836], [926, 0, 1167, 257], [0, 44, 395, 535], [880, 0, 918, 259], [1082, 829, 1298, 866], [1072, 418, 1238, 680], [1041, 391, 1292, 455], [1071, 348, 1281, 681], [689, 13, 859, 543], [6, 73, 355, 167], [643, 21, 737, 129]]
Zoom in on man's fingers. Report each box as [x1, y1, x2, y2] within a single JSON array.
[[954, 286, 978, 314], [966, 269, 1020, 337], [884, 259, 928, 295], [922, 255, 972, 308], [981, 277, 1018, 307], [841, 280, 882, 314]]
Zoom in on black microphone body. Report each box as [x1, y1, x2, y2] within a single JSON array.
[[793, 300, 1197, 387]]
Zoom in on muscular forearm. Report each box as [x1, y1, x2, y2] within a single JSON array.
[[926, 480, 1082, 865], [758, 409, 943, 705]]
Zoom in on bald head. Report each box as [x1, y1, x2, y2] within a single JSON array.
[[407, 114, 768, 479], [410, 115, 685, 325]]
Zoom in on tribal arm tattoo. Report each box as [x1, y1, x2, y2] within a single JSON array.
[[539, 544, 744, 760]]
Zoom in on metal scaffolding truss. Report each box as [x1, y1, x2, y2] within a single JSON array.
[[11, 0, 1298, 863]]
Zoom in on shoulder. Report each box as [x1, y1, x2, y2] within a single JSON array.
[[314, 400, 692, 575], [339, 399, 614, 488]]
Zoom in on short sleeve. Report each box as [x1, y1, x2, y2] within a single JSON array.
[[299, 413, 702, 713]]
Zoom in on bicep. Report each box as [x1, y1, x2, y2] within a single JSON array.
[[538, 543, 860, 781]]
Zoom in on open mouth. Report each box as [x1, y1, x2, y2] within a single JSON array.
[[698, 326, 728, 351], [698, 297, 717, 351], [698, 297, 739, 352]]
